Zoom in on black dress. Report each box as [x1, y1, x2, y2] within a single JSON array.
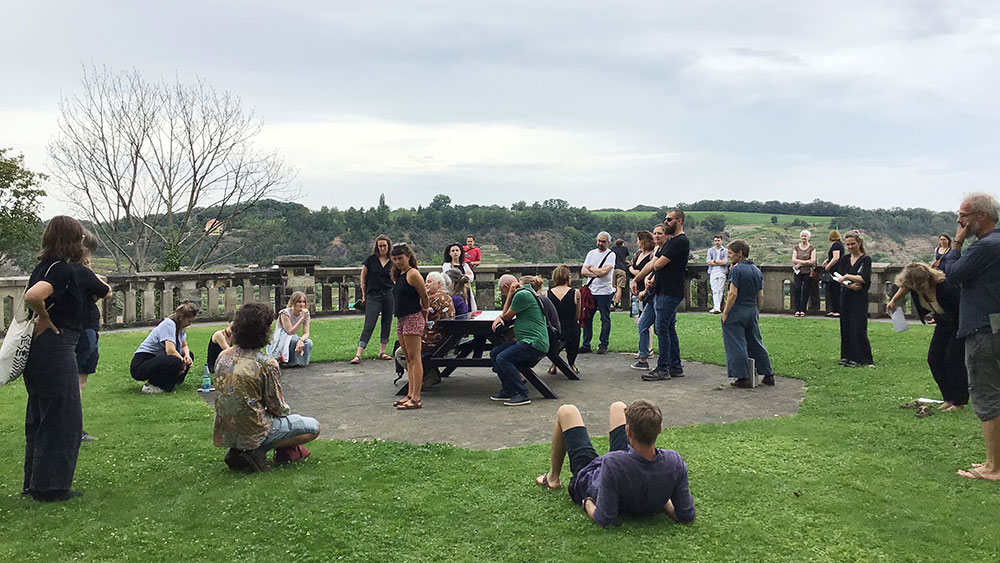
[[837, 254, 873, 365], [826, 241, 846, 314], [547, 287, 580, 366]]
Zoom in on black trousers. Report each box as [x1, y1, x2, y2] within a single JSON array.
[[23, 328, 82, 494], [839, 289, 873, 364], [825, 278, 841, 313], [928, 319, 968, 405], [130, 351, 194, 392], [560, 324, 581, 366], [792, 273, 812, 312]]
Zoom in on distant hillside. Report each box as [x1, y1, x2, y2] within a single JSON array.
[[58, 196, 955, 273]]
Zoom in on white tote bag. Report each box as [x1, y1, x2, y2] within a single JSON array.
[[0, 261, 62, 386], [0, 303, 35, 386]]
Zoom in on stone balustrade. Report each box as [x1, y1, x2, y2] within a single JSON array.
[[0, 257, 915, 336]]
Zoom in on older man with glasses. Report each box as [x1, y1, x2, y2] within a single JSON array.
[[947, 192, 1000, 481]]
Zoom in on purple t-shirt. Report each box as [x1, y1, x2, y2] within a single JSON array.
[[569, 447, 696, 527]]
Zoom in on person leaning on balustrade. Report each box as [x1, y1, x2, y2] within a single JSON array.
[[790, 230, 816, 317]]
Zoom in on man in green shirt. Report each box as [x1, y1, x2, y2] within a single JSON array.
[[491, 276, 549, 406]]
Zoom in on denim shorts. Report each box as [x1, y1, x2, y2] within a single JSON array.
[[75, 328, 100, 375], [260, 414, 320, 448]]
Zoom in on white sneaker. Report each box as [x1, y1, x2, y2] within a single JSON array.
[[141, 383, 165, 394]]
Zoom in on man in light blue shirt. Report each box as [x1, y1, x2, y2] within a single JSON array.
[[706, 235, 728, 314]]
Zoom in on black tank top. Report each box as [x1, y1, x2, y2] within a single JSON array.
[[547, 287, 577, 326], [393, 271, 421, 317], [206, 340, 223, 373]]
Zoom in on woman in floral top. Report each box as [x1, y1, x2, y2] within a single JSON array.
[[213, 303, 320, 472]]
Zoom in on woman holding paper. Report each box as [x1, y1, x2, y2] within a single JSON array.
[[887, 264, 966, 410], [835, 234, 873, 367]]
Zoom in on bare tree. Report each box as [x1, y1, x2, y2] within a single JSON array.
[[48, 65, 296, 272]]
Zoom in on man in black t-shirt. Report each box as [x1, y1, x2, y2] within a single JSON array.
[[630, 210, 689, 381]]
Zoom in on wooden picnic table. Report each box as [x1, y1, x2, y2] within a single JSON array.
[[395, 310, 579, 399]]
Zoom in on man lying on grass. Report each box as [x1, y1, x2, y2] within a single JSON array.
[[535, 400, 696, 526]]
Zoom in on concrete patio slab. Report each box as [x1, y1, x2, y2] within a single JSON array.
[[204, 353, 805, 450]]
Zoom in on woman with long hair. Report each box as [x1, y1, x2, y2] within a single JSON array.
[[444, 267, 477, 315], [267, 291, 313, 367], [931, 233, 959, 273], [821, 230, 845, 317], [353, 235, 394, 364], [547, 265, 581, 374], [629, 230, 656, 369], [442, 243, 474, 278], [21, 216, 89, 501], [791, 229, 816, 317], [836, 233, 873, 367], [887, 263, 966, 410], [131, 301, 199, 393], [392, 243, 430, 410]]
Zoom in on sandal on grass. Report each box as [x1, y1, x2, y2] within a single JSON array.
[[350, 355, 361, 364], [535, 474, 561, 490], [397, 398, 422, 410]]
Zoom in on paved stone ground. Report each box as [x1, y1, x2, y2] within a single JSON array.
[[205, 352, 805, 450]]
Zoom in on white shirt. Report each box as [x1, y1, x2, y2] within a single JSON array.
[[442, 262, 474, 278], [706, 246, 728, 276], [583, 248, 615, 296]]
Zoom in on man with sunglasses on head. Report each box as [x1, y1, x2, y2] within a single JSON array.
[[948, 192, 1000, 481], [631, 210, 690, 381]]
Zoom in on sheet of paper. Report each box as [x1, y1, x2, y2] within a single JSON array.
[[891, 307, 909, 332], [917, 397, 944, 404]]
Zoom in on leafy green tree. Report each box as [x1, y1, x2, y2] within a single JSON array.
[[0, 148, 46, 269], [701, 214, 726, 233], [771, 215, 778, 224]]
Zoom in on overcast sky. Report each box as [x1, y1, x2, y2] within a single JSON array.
[[3, 1, 998, 218]]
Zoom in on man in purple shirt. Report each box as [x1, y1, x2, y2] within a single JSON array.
[[534, 400, 696, 526]]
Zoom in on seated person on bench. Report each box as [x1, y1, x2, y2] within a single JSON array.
[[534, 400, 696, 527], [489, 275, 549, 406]]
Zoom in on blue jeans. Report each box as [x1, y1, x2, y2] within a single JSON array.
[[490, 341, 544, 398], [722, 306, 773, 380], [286, 336, 313, 366], [582, 294, 612, 349], [654, 293, 683, 371], [636, 298, 656, 360]]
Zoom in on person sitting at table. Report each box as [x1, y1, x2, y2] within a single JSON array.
[[533, 400, 696, 527], [267, 291, 312, 367], [444, 267, 477, 315], [490, 275, 550, 406], [130, 302, 199, 393], [214, 303, 320, 473], [206, 320, 233, 374]]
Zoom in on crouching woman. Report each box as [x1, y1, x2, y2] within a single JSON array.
[[213, 303, 320, 472], [130, 302, 199, 393]]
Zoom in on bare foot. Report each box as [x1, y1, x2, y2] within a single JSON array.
[[942, 404, 964, 412], [535, 473, 562, 490], [547, 364, 556, 375], [957, 466, 1000, 480], [938, 401, 954, 410]]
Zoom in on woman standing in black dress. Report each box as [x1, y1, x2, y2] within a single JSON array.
[[837, 233, 873, 367], [821, 230, 845, 317]]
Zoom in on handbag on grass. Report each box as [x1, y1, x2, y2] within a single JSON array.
[[0, 261, 62, 386]]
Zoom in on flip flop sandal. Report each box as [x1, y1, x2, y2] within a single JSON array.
[[961, 468, 987, 480], [397, 398, 422, 410], [350, 356, 361, 364], [378, 353, 393, 360], [536, 474, 562, 490], [915, 405, 935, 418], [900, 400, 921, 409]]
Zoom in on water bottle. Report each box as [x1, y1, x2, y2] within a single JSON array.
[[198, 364, 214, 393]]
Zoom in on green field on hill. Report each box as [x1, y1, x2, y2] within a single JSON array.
[[592, 210, 837, 227]]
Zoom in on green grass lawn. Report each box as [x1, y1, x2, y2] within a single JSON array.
[[2, 315, 998, 562], [592, 210, 836, 227]]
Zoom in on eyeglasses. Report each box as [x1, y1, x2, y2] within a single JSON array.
[[664, 217, 677, 223]]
